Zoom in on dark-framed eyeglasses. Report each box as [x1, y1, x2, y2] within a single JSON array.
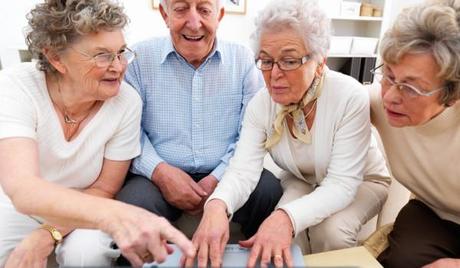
[[72, 47, 136, 68], [255, 55, 311, 71], [370, 64, 445, 98]]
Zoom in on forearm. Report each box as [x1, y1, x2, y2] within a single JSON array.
[[40, 186, 119, 236], [10, 175, 124, 231]]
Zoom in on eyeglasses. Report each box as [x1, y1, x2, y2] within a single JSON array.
[[370, 64, 445, 98], [72, 47, 136, 68], [255, 55, 311, 71]]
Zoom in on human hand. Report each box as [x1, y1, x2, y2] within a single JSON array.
[[100, 204, 195, 267], [239, 209, 294, 268], [182, 199, 229, 268], [152, 163, 207, 210], [422, 258, 460, 268], [186, 175, 219, 215], [4, 228, 55, 268]]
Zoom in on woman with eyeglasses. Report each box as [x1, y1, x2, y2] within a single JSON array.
[[369, 1, 460, 267], [184, 0, 390, 267], [0, 0, 194, 267]]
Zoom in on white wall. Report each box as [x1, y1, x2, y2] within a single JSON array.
[[0, 0, 268, 68], [0, 0, 423, 68]]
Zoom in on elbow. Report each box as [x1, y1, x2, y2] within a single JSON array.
[[8, 189, 35, 215]]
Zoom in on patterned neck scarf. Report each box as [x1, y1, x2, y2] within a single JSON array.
[[265, 73, 325, 149]]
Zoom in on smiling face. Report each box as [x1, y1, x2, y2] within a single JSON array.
[[52, 30, 128, 101], [381, 53, 447, 127], [160, 0, 224, 68], [258, 28, 320, 106]]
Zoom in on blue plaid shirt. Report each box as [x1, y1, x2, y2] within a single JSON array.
[[126, 36, 265, 180]]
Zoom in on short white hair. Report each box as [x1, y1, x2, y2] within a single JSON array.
[[160, 0, 224, 10], [251, 0, 331, 60]]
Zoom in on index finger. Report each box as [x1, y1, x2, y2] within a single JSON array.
[[161, 224, 195, 258], [247, 243, 262, 268]]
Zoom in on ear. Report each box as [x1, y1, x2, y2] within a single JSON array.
[[42, 48, 67, 74], [217, 6, 225, 22], [159, 3, 170, 27], [315, 57, 327, 77]]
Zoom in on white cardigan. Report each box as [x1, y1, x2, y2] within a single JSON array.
[[209, 69, 390, 235]]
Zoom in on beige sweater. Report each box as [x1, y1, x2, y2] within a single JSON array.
[[369, 83, 460, 224]]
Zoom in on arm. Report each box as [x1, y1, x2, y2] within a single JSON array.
[[0, 137, 194, 267], [423, 258, 460, 268], [184, 92, 269, 267], [279, 88, 370, 235], [4, 159, 130, 267], [124, 56, 167, 180], [210, 58, 265, 180]]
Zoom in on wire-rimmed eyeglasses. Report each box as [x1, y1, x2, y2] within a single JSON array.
[[72, 47, 136, 68], [370, 64, 445, 98]]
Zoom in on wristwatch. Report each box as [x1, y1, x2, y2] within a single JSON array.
[[40, 224, 63, 245]]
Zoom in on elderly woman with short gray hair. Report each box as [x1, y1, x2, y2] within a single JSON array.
[[185, 0, 390, 267], [369, 0, 460, 267], [0, 0, 194, 267]]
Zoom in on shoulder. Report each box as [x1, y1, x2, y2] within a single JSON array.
[[218, 39, 255, 62], [0, 63, 41, 85], [0, 63, 45, 99], [132, 36, 167, 52], [108, 82, 142, 112], [246, 88, 274, 120], [323, 69, 369, 106]]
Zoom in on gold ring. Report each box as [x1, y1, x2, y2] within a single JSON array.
[[274, 254, 282, 260], [142, 252, 152, 261]]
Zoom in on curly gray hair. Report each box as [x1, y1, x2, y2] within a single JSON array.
[[380, 0, 460, 106], [251, 0, 331, 61], [26, 0, 128, 73]]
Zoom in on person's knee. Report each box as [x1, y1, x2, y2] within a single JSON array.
[[252, 169, 283, 206], [309, 216, 359, 253], [56, 229, 119, 267]]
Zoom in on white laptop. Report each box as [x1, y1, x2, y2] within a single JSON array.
[[144, 244, 305, 267]]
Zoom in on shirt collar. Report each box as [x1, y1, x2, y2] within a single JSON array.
[[160, 36, 224, 66]]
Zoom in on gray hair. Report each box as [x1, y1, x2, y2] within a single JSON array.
[[251, 0, 331, 60], [26, 0, 128, 73], [380, 0, 460, 105]]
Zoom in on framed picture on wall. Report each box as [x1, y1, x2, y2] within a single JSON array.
[[152, 0, 247, 15], [152, 0, 160, 9], [224, 0, 246, 14]]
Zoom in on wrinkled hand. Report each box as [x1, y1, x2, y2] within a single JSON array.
[[152, 163, 206, 210], [5, 228, 55, 268], [423, 258, 460, 268], [239, 210, 294, 268], [101, 204, 195, 267], [183, 199, 229, 268], [186, 175, 219, 215]]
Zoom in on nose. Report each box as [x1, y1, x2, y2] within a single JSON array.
[[186, 8, 202, 30], [108, 55, 124, 73], [382, 83, 403, 105], [270, 62, 284, 79]]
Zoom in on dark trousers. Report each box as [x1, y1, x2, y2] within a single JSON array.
[[378, 199, 460, 268], [115, 169, 283, 238]]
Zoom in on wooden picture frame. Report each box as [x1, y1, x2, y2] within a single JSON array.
[[224, 0, 246, 15]]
